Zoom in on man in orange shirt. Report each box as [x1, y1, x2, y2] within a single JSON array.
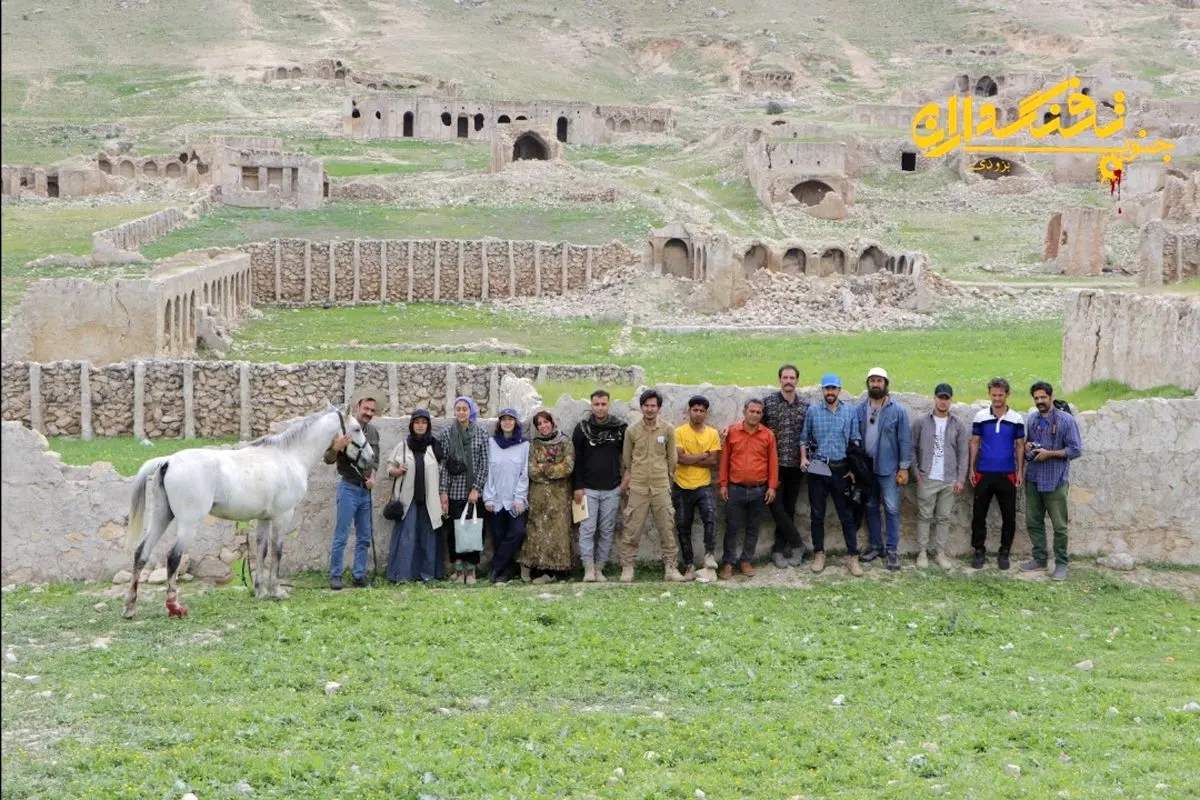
[[717, 398, 779, 579]]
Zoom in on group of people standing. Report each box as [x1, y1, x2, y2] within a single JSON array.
[[322, 366, 1084, 589]]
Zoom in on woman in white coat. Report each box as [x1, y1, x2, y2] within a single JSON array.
[[385, 408, 445, 582], [483, 408, 530, 584]]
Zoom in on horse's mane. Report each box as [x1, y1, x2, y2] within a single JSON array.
[[244, 406, 336, 449]]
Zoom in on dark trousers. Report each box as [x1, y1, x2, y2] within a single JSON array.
[[971, 472, 1017, 554], [808, 471, 859, 556], [673, 483, 717, 565], [488, 509, 528, 582], [769, 465, 806, 554], [723, 484, 766, 565], [447, 497, 485, 566]]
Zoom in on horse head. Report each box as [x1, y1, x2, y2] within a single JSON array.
[[336, 402, 375, 471]]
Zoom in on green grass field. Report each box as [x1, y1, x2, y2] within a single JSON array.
[[2, 573, 1196, 798]]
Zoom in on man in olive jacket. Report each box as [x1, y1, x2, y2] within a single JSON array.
[[910, 383, 969, 569]]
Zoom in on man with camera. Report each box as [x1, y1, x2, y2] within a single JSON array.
[[800, 374, 864, 577], [1020, 381, 1083, 581]]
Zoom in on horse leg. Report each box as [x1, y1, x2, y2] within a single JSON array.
[[124, 508, 173, 619], [269, 510, 295, 599], [253, 519, 272, 599], [165, 522, 196, 618]]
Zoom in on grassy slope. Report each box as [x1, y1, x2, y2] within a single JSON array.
[[1, 576, 1196, 798]]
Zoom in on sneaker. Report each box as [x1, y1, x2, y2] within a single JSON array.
[[971, 551, 986, 569], [772, 552, 788, 569], [740, 561, 756, 577], [860, 548, 882, 563], [703, 552, 719, 570], [718, 563, 734, 580], [846, 555, 864, 577], [330, 576, 344, 591], [1051, 563, 1069, 581], [810, 551, 826, 574], [465, 569, 477, 586], [683, 565, 696, 581], [886, 551, 900, 571], [594, 563, 608, 583], [916, 551, 929, 569], [786, 550, 805, 567], [935, 551, 953, 570], [1020, 558, 1048, 572], [997, 553, 1011, 571], [532, 574, 555, 585], [665, 565, 687, 582], [620, 565, 635, 583]]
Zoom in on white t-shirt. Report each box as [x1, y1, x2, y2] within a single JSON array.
[[929, 416, 948, 481]]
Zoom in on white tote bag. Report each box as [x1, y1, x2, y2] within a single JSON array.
[[453, 503, 484, 553]]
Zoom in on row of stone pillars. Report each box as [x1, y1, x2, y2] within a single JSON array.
[[23, 361, 554, 441], [269, 239, 599, 304]]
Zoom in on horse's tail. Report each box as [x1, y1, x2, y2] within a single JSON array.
[[127, 457, 170, 551]]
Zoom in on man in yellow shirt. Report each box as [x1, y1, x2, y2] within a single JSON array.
[[673, 395, 722, 579]]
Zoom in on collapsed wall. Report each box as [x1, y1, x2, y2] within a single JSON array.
[[1062, 290, 1200, 393], [2, 391, 1196, 583]]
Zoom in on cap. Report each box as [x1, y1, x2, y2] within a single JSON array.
[[934, 383, 954, 398], [498, 407, 520, 420], [867, 367, 889, 382], [348, 385, 387, 413], [410, 407, 432, 422], [820, 373, 842, 389]]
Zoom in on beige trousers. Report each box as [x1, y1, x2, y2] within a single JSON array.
[[619, 489, 678, 566]]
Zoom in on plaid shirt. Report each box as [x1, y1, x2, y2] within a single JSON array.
[[801, 401, 860, 462], [762, 390, 808, 467], [1024, 408, 1083, 492], [436, 423, 490, 500]]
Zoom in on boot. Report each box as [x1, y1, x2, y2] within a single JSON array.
[[520, 565, 532, 583], [594, 562, 608, 583], [916, 550, 929, 568], [582, 560, 596, 583], [810, 551, 826, 574], [846, 555, 864, 577], [935, 551, 953, 570], [665, 564, 687, 582], [703, 552, 718, 570], [683, 565, 696, 582], [465, 565, 477, 585], [532, 574, 555, 585], [620, 565, 635, 583]]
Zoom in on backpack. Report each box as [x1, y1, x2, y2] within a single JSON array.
[[1052, 399, 1073, 416]]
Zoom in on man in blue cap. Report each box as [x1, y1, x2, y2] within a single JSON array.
[[799, 374, 864, 577]]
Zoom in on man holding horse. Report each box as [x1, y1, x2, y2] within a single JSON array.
[[325, 387, 383, 589]]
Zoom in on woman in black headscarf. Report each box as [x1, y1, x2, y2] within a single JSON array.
[[385, 409, 445, 582]]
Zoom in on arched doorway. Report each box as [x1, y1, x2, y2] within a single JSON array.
[[781, 248, 806, 275], [662, 238, 691, 278], [291, 67, 302, 80], [512, 133, 549, 161], [858, 246, 886, 275], [474, 113, 485, 132], [975, 76, 998, 97], [650, 119, 664, 133], [955, 74, 969, 94], [790, 180, 834, 206], [403, 111, 414, 137], [497, 115, 511, 124], [143, 161, 158, 179], [618, 119, 631, 132], [556, 116, 569, 143], [457, 115, 469, 138], [165, 162, 182, 179], [276, 67, 288, 79], [743, 245, 769, 278], [819, 248, 845, 276]]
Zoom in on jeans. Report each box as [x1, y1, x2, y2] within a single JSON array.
[[723, 484, 766, 565], [808, 471, 859, 556], [578, 487, 620, 565], [916, 478, 956, 552], [768, 465, 806, 554], [489, 509, 528, 582], [1026, 481, 1070, 565], [673, 483, 717, 566], [971, 472, 1017, 554], [864, 473, 902, 553], [331, 480, 373, 580]]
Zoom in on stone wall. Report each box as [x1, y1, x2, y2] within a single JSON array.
[[92, 206, 193, 256], [0, 359, 646, 439], [2, 392, 1196, 584], [242, 238, 637, 304], [1062, 290, 1200, 393]]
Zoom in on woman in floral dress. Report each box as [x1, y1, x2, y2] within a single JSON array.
[[518, 410, 576, 584]]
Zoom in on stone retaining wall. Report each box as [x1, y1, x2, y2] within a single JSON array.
[[1062, 290, 1200, 393], [242, 238, 637, 305], [2, 393, 1196, 583], [0, 360, 646, 439], [92, 206, 194, 255]]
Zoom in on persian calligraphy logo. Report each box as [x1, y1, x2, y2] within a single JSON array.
[[911, 77, 1175, 194]]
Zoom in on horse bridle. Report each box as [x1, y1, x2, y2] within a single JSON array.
[[338, 409, 367, 477]]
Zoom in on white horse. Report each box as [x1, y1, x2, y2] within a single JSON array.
[[123, 402, 374, 618]]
